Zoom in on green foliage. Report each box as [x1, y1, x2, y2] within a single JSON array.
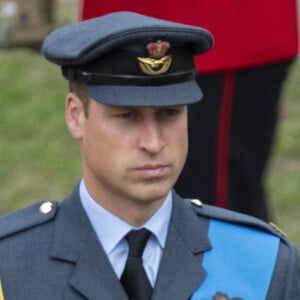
[[265, 61, 300, 246], [0, 48, 81, 213]]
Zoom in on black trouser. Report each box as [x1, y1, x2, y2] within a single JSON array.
[[175, 60, 293, 221]]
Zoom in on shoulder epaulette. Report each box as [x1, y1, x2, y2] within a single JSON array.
[[186, 198, 288, 242], [0, 201, 58, 239]]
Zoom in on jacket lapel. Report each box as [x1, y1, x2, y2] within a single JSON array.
[[67, 232, 127, 299], [49, 188, 128, 299], [48, 187, 211, 299], [152, 192, 212, 300]]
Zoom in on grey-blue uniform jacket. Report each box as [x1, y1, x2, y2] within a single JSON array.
[[0, 187, 299, 299]]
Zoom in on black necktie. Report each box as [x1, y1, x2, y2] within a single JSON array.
[[121, 229, 153, 300]]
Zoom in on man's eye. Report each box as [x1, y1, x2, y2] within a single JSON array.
[[160, 109, 180, 116], [116, 112, 133, 119]]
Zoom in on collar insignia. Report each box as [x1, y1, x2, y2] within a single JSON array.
[[138, 40, 172, 75], [213, 292, 243, 300]]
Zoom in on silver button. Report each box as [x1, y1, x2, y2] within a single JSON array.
[[191, 199, 203, 207], [39, 202, 53, 214]]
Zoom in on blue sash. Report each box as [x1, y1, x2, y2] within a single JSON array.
[[191, 219, 280, 299]]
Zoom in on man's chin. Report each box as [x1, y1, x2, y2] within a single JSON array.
[[130, 181, 173, 203]]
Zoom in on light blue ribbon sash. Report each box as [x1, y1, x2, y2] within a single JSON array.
[[191, 219, 280, 299]]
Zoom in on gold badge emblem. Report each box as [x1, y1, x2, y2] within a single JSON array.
[[138, 40, 172, 75]]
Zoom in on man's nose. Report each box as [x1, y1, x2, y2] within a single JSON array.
[[139, 120, 165, 155]]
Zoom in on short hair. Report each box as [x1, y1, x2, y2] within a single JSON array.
[[69, 80, 90, 117]]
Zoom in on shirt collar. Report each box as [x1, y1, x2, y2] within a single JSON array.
[[79, 180, 172, 255]]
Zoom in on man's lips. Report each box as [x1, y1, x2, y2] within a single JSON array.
[[134, 164, 170, 178]]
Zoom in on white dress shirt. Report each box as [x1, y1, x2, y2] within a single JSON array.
[[79, 180, 173, 286]]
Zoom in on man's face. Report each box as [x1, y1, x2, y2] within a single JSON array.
[[66, 94, 188, 217]]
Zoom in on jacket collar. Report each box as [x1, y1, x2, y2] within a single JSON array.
[[49, 187, 211, 299]]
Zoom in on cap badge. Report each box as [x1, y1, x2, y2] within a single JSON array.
[[138, 40, 172, 75]]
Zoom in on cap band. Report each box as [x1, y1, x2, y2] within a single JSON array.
[[62, 68, 197, 86]]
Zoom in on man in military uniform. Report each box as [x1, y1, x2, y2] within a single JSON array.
[[0, 12, 299, 299]]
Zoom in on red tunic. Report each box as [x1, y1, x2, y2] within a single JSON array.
[[79, 0, 298, 72]]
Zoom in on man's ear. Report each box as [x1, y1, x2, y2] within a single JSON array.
[[65, 92, 85, 140]]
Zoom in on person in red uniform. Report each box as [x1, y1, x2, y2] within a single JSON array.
[[79, 0, 298, 221]]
